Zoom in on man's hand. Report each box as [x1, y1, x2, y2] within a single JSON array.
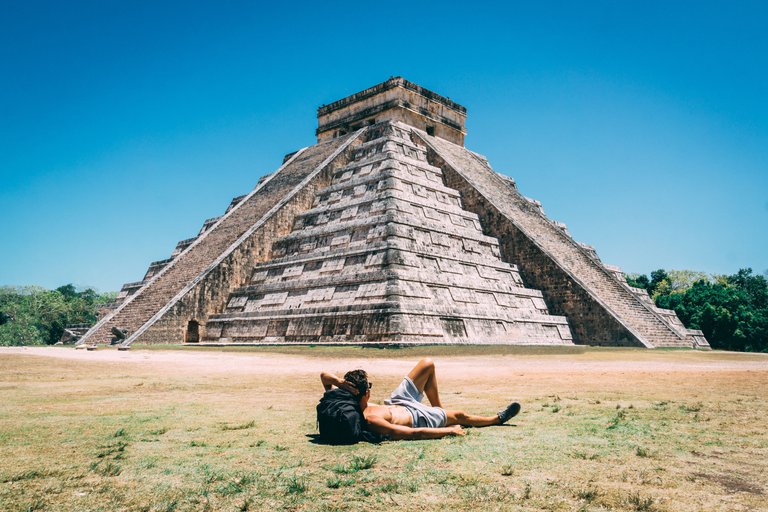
[[447, 425, 466, 436]]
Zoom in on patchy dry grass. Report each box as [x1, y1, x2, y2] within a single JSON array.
[[0, 346, 766, 511]]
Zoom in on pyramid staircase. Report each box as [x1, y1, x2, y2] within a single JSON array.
[[420, 130, 708, 348], [101, 199, 245, 317], [78, 133, 361, 346]]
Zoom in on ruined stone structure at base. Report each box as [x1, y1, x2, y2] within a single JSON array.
[[80, 77, 709, 349]]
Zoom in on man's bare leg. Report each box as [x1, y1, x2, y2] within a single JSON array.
[[445, 410, 501, 427], [406, 358, 521, 426], [407, 358, 442, 407]]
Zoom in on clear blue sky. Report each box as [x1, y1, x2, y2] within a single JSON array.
[[1, 1, 766, 292]]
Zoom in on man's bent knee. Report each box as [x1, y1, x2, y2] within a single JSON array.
[[446, 410, 468, 425]]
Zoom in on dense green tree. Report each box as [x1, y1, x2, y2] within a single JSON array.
[[666, 270, 710, 292], [648, 269, 670, 299], [0, 285, 116, 346], [634, 268, 768, 352], [625, 273, 650, 290], [629, 269, 672, 297]]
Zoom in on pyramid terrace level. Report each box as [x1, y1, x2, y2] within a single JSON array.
[[82, 78, 708, 349]]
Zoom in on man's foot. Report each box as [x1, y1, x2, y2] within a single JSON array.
[[498, 402, 521, 424]]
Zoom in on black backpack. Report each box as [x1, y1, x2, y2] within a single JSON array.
[[316, 388, 365, 445]]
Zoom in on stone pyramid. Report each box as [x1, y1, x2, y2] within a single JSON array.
[[204, 122, 572, 344], [80, 77, 708, 349]]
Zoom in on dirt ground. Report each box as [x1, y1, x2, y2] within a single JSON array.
[[1, 346, 767, 512], [4, 345, 766, 377]]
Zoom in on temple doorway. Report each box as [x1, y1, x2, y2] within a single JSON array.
[[185, 320, 200, 343]]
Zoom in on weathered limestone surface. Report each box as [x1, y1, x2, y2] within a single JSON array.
[[205, 123, 572, 344], [79, 133, 359, 345], [418, 130, 707, 348]]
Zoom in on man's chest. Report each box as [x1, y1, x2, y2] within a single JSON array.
[[366, 404, 412, 426]]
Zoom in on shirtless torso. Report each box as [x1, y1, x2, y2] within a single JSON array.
[[363, 402, 413, 427]]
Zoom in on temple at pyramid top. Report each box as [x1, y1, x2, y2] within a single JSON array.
[[317, 77, 467, 145]]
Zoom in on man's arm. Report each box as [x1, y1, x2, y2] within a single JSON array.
[[366, 415, 465, 440], [320, 371, 342, 391], [320, 372, 358, 394]]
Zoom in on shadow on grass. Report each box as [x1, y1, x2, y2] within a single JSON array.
[[305, 433, 384, 445]]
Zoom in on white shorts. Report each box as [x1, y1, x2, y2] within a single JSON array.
[[384, 376, 447, 428]]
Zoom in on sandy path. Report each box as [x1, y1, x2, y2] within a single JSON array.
[[2, 346, 766, 378]]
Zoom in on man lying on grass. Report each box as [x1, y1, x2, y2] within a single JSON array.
[[318, 358, 520, 442]]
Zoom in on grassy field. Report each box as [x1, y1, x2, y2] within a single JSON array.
[[0, 346, 766, 511]]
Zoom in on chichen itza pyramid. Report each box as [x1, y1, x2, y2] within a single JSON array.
[[79, 77, 709, 349]]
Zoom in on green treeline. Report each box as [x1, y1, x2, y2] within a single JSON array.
[[626, 268, 768, 352], [0, 285, 116, 346]]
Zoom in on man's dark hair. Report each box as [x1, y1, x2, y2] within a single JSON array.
[[344, 369, 370, 396]]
